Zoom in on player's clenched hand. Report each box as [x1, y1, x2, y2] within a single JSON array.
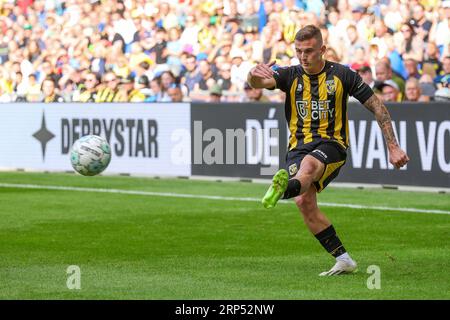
[[250, 61, 276, 79], [389, 145, 410, 169]]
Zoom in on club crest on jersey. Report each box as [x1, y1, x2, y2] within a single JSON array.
[[296, 101, 308, 119], [326, 80, 336, 95], [296, 83, 303, 92]]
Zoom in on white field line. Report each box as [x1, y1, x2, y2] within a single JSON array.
[[0, 183, 449, 215]]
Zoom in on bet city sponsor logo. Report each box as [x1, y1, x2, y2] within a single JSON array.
[[296, 100, 334, 121]]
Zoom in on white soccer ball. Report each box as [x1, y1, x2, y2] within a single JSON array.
[[70, 135, 111, 176]]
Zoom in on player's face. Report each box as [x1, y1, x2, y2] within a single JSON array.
[[294, 38, 326, 73]]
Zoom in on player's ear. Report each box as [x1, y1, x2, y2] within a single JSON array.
[[320, 45, 327, 56]]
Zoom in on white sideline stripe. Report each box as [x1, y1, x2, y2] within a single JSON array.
[[0, 183, 449, 216]]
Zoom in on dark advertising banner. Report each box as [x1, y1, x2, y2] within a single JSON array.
[[337, 102, 449, 188], [192, 102, 450, 188], [191, 103, 288, 179]]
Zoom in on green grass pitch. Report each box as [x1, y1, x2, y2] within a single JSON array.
[[0, 171, 449, 299]]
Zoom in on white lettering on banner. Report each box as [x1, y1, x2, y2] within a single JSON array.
[[171, 129, 191, 165], [437, 121, 450, 173], [366, 121, 387, 169], [246, 119, 263, 165], [203, 128, 224, 165], [194, 120, 203, 165], [263, 119, 279, 167], [226, 128, 246, 165], [350, 120, 407, 170], [416, 121, 436, 171], [193, 114, 279, 167], [246, 108, 280, 172], [349, 120, 367, 168]]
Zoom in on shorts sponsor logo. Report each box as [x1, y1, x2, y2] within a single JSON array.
[[289, 163, 298, 176], [312, 149, 328, 161]]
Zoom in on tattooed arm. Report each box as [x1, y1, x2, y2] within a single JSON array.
[[363, 94, 410, 169]]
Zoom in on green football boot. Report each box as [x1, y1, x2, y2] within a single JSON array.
[[261, 169, 289, 209]]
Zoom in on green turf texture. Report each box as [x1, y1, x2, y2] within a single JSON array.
[[0, 172, 449, 299]]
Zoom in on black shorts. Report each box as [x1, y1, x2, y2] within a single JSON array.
[[285, 140, 347, 193]]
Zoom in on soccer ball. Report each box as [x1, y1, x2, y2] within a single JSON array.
[[70, 135, 111, 176]]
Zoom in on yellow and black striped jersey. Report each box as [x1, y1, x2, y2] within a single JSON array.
[[273, 61, 374, 150], [95, 88, 127, 102]]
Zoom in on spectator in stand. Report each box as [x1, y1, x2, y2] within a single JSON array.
[[230, 50, 253, 91], [379, 80, 401, 103], [76, 72, 99, 103], [423, 42, 443, 79], [371, 19, 390, 60], [145, 77, 164, 102], [358, 66, 375, 89], [208, 84, 223, 103], [160, 70, 178, 101], [435, 56, 450, 89], [41, 77, 64, 103], [434, 87, 450, 102], [180, 54, 201, 93], [419, 74, 438, 99], [95, 71, 127, 102], [324, 47, 341, 63], [395, 22, 424, 62], [342, 25, 367, 66], [349, 46, 370, 72], [127, 75, 149, 102], [119, 74, 135, 101], [216, 61, 236, 92], [194, 59, 216, 92], [405, 78, 430, 102], [242, 82, 270, 102], [0, 82, 13, 103], [411, 4, 433, 43], [375, 60, 405, 101], [25, 74, 41, 102], [0, 0, 448, 105], [404, 58, 421, 80], [167, 84, 189, 102]]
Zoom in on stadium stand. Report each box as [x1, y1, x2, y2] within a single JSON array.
[[0, 0, 449, 103]]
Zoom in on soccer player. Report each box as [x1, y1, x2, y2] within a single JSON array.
[[247, 25, 409, 276]]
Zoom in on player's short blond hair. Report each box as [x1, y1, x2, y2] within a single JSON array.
[[295, 25, 323, 45]]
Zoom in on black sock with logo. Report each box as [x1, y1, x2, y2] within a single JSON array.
[[314, 225, 347, 258], [282, 179, 301, 199]]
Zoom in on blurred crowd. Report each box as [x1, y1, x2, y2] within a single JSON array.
[[0, 0, 449, 104]]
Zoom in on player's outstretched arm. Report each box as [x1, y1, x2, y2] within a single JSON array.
[[247, 61, 277, 89], [363, 94, 410, 169]]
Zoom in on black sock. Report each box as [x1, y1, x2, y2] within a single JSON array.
[[282, 179, 302, 199], [314, 225, 347, 258]]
